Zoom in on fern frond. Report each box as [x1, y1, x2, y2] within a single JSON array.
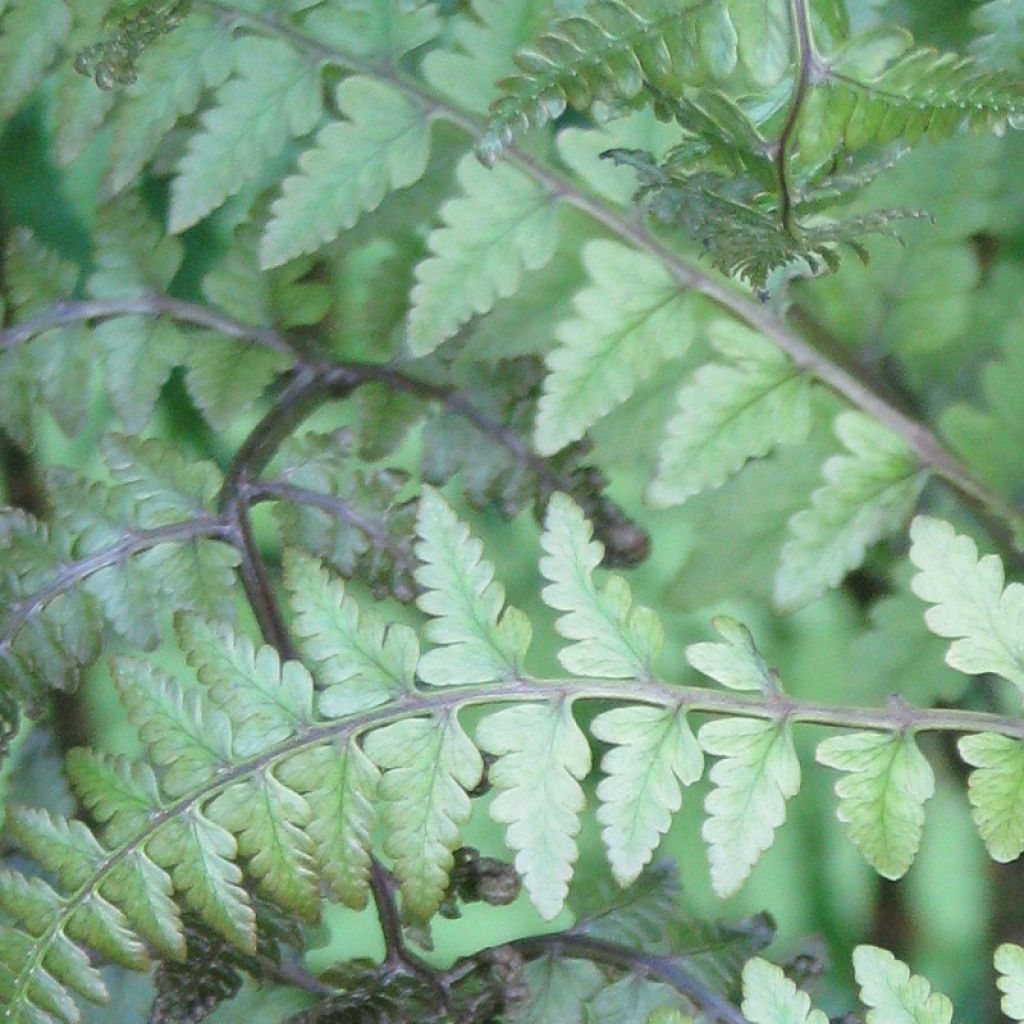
[[0, 0, 70, 120], [407, 153, 559, 357], [741, 958, 829, 1024], [479, 0, 738, 164], [958, 733, 1024, 862], [996, 943, 1024, 1022], [301, 0, 442, 66], [853, 945, 953, 1024]]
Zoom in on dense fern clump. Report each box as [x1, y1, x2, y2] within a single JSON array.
[[5, 0, 1024, 1021]]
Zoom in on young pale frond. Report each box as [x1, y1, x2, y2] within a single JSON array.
[[958, 733, 1024, 863], [741, 958, 829, 1024], [686, 615, 779, 694], [774, 412, 928, 610], [816, 731, 934, 879], [535, 239, 700, 456], [414, 486, 531, 686], [477, 699, 591, 919], [996, 943, 1024, 1022], [407, 154, 560, 357], [853, 946, 954, 1024], [909, 515, 1024, 695], [260, 77, 433, 269], [648, 321, 813, 507], [541, 492, 663, 679]]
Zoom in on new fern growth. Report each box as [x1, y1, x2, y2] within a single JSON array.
[[5, 0, 1024, 1021]]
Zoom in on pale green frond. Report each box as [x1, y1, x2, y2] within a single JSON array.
[[176, 615, 314, 758], [260, 77, 432, 269], [477, 699, 590, 920], [99, 850, 183, 962], [406, 153, 559, 357], [168, 37, 323, 233], [302, 0, 441, 65], [540, 492, 662, 679], [104, 12, 237, 195], [278, 738, 379, 909], [686, 616, 778, 693], [852, 945, 954, 1024], [593, 704, 703, 885], [363, 711, 483, 921], [699, 717, 800, 897], [414, 487, 531, 686], [774, 412, 928, 610], [816, 731, 934, 879], [208, 774, 320, 922], [145, 809, 257, 953], [0, 0, 69, 119], [741, 957, 829, 1024], [995, 943, 1024, 1022], [113, 658, 234, 799], [909, 516, 1024, 694], [648, 320, 813, 506], [64, 749, 162, 847], [958, 733, 1024, 862], [283, 549, 417, 715], [535, 239, 698, 456], [729, 0, 791, 86]]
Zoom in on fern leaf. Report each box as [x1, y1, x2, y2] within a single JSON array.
[[699, 717, 800, 897], [686, 616, 779, 694], [590, 975, 690, 1024], [283, 549, 417, 715], [729, 0, 791, 87], [648, 320, 813, 506], [996, 943, 1024, 1022], [774, 412, 928, 610], [958, 733, 1024, 862], [208, 775, 320, 922], [104, 11, 236, 195], [534, 239, 700, 455], [176, 616, 314, 758], [741, 957, 829, 1024], [540, 492, 662, 679], [592, 704, 704, 885], [278, 738, 379, 909], [363, 712, 483, 921], [145, 809, 257, 953], [422, 0, 553, 114], [516, 955, 605, 1024], [852, 945, 953, 1024], [816, 731, 934, 879], [414, 487, 532, 686], [113, 659, 234, 799], [909, 516, 1024, 694], [477, 699, 590, 919], [260, 76, 432, 268], [168, 37, 323, 233], [407, 153, 559, 356], [0, 0, 69, 119], [479, 0, 738, 163], [302, 0, 441, 65]]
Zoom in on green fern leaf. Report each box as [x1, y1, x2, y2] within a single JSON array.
[[260, 76, 432, 268], [592, 704, 703, 885], [909, 516, 1024, 693], [414, 487, 532, 686], [774, 412, 928, 610], [535, 239, 700, 455], [852, 945, 953, 1024], [479, 0, 738, 163], [996, 943, 1024, 1022], [0, 0, 69, 119], [741, 957, 829, 1024], [729, 0, 791, 87], [176, 616, 314, 758], [407, 153, 559, 356], [104, 11, 236, 195], [699, 717, 800, 897], [590, 975, 690, 1024], [302, 0, 441, 65], [477, 699, 591, 919], [648, 320, 813, 506], [168, 37, 323, 233], [283, 549, 417, 715], [516, 955, 605, 1024], [278, 737, 379, 909], [113, 658, 234, 799], [364, 712, 483, 921], [540, 492, 662, 679], [816, 731, 934, 879], [958, 733, 1024, 863], [422, 0, 553, 114], [686, 616, 779, 694]]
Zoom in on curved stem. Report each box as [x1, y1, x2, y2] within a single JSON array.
[[193, 0, 1024, 542], [776, 0, 817, 234]]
